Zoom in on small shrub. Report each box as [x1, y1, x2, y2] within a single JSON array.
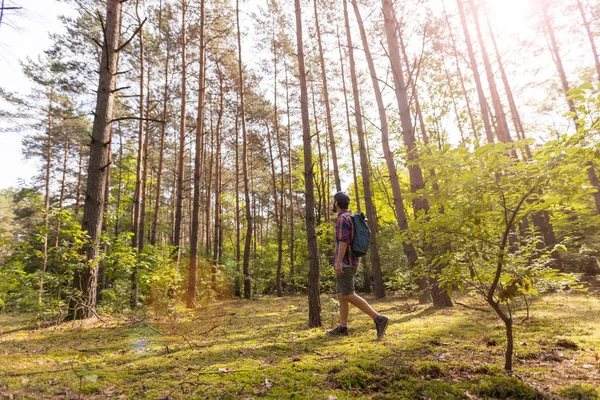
[[556, 338, 579, 350], [559, 384, 600, 400]]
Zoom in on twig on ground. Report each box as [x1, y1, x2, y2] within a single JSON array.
[[455, 302, 488, 312], [1, 368, 70, 377]]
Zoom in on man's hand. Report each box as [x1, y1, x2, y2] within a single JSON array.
[[334, 262, 344, 276]]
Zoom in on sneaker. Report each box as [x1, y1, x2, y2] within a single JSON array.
[[374, 315, 389, 339], [327, 325, 348, 336]]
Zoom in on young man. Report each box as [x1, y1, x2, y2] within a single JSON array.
[[327, 191, 389, 339]]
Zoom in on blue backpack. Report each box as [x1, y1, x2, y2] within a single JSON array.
[[350, 212, 371, 257]]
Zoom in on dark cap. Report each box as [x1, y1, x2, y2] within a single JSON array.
[[333, 191, 351, 204]]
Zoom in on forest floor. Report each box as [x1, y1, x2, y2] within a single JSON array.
[[1, 290, 599, 399]]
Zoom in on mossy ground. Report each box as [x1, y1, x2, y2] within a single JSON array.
[[1, 291, 599, 399]]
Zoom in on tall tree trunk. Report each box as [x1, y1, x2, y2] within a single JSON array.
[[265, 120, 281, 296], [68, 0, 122, 320], [382, 0, 451, 306], [174, 0, 187, 258], [353, 0, 400, 298], [313, 0, 340, 192], [295, 0, 321, 327], [114, 129, 123, 237], [205, 111, 213, 260], [577, 0, 600, 81], [187, 0, 205, 308], [55, 136, 70, 248], [456, 0, 494, 143], [237, 0, 252, 299], [284, 61, 295, 291], [213, 70, 224, 292], [151, 15, 170, 246], [74, 142, 83, 217], [467, 0, 512, 144], [444, 6, 478, 142], [130, 0, 145, 309], [272, 31, 284, 297], [234, 101, 241, 297], [540, 0, 600, 214], [40, 93, 53, 304], [336, 27, 361, 212], [344, 0, 383, 298], [310, 80, 326, 224], [139, 64, 151, 251]]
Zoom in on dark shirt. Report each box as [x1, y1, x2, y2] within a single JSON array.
[[334, 210, 359, 267]]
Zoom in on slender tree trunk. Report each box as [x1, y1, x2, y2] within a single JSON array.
[[456, 0, 494, 143], [68, 0, 122, 320], [130, 0, 145, 309], [577, 0, 600, 81], [271, 32, 284, 297], [382, 0, 451, 306], [284, 62, 295, 291], [344, 0, 384, 298], [205, 111, 213, 260], [354, 0, 403, 298], [75, 142, 83, 217], [265, 120, 281, 296], [295, 0, 321, 327], [313, 0, 340, 192], [187, 0, 205, 308], [310, 80, 326, 224], [151, 20, 170, 245], [139, 64, 151, 251], [213, 71, 224, 292], [540, 0, 600, 214], [114, 129, 123, 237], [237, 0, 252, 299], [54, 136, 69, 248], [336, 27, 361, 212], [467, 0, 512, 144], [174, 0, 187, 258], [234, 102, 241, 297], [40, 94, 53, 304]]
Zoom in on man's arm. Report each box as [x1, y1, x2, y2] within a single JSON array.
[[335, 241, 348, 276]]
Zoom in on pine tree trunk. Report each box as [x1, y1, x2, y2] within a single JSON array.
[[540, 0, 600, 214], [151, 15, 170, 246], [313, 0, 340, 192], [187, 0, 205, 308], [55, 136, 69, 248], [174, 0, 187, 259], [295, 0, 321, 327], [237, 0, 252, 300], [40, 94, 53, 304], [336, 27, 361, 213], [284, 62, 295, 292], [577, 0, 600, 81], [310, 80, 326, 224], [382, 0, 451, 306], [456, 0, 494, 143], [68, 0, 122, 320], [75, 142, 83, 217], [272, 33, 284, 297], [234, 99, 241, 297], [213, 70, 224, 292], [467, 0, 512, 144], [115, 130, 123, 237], [345, 0, 384, 299]]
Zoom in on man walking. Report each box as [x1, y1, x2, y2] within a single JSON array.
[[327, 191, 389, 339]]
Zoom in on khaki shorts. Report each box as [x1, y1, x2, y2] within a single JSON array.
[[335, 265, 357, 295]]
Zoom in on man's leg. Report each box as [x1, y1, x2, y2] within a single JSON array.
[[338, 293, 350, 325], [343, 293, 377, 318]]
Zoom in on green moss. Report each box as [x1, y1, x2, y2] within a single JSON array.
[[559, 384, 600, 400], [470, 376, 540, 399]]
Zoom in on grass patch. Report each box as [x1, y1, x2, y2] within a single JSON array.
[[0, 292, 598, 399]]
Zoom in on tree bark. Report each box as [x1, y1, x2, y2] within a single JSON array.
[[456, 0, 494, 143], [237, 0, 252, 300], [40, 93, 53, 304], [174, 0, 187, 259], [336, 27, 361, 213], [284, 61, 295, 292], [313, 0, 340, 192], [344, 0, 383, 298], [187, 0, 205, 308], [68, 0, 122, 320], [540, 0, 600, 214], [295, 0, 321, 327], [213, 70, 224, 292], [577, 0, 600, 81]]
